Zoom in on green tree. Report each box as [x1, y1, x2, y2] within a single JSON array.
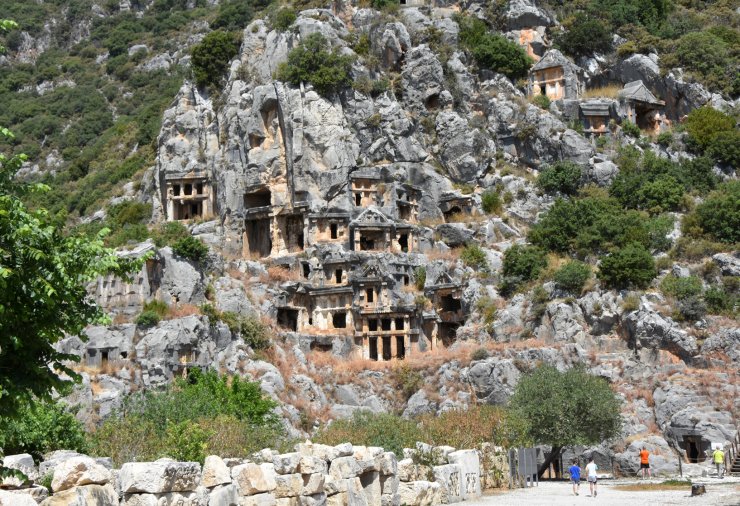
[[598, 242, 656, 289], [509, 365, 622, 477], [692, 181, 740, 244], [190, 30, 239, 89], [172, 235, 209, 263], [0, 129, 142, 420], [470, 34, 533, 80], [553, 261, 591, 294], [684, 106, 735, 153], [276, 33, 355, 96]]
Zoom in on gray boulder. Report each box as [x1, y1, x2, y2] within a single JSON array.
[[624, 310, 698, 361], [466, 358, 521, 405]]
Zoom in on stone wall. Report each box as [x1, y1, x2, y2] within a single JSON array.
[[2, 441, 510, 505]]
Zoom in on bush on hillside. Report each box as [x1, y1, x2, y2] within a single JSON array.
[[531, 94, 551, 110], [0, 398, 88, 461], [536, 161, 583, 196], [481, 190, 502, 214], [271, 8, 296, 31], [621, 120, 641, 138], [598, 242, 656, 289], [555, 14, 612, 57], [691, 181, 740, 244], [706, 130, 740, 169], [172, 235, 209, 262], [659, 274, 702, 301], [457, 16, 532, 80], [461, 244, 488, 271], [502, 245, 547, 282], [276, 33, 355, 96], [191, 30, 239, 89], [315, 411, 421, 457], [553, 261, 591, 294], [152, 221, 190, 247], [668, 31, 735, 94], [684, 107, 736, 153]]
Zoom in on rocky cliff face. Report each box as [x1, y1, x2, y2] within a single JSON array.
[[52, 0, 738, 471]]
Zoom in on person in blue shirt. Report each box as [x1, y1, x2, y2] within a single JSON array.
[[569, 459, 581, 496]]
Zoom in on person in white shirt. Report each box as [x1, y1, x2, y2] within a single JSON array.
[[586, 457, 598, 497]]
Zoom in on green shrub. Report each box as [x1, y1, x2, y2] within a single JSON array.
[[677, 295, 706, 321], [481, 190, 502, 214], [537, 161, 582, 196], [0, 398, 88, 461], [395, 365, 424, 400], [461, 244, 488, 271], [684, 106, 736, 152], [621, 120, 641, 138], [553, 261, 591, 294], [502, 245, 547, 282], [172, 235, 209, 262], [271, 8, 296, 32], [656, 131, 673, 147], [476, 295, 498, 327], [621, 293, 641, 313], [163, 420, 211, 464], [532, 94, 550, 109], [136, 310, 161, 327], [598, 243, 657, 289], [555, 14, 612, 57], [191, 30, 239, 89], [152, 221, 190, 247], [704, 286, 736, 315], [212, 0, 256, 31], [276, 33, 355, 96], [706, 130, 740, 168], [692, 181, 740, 244], [669, 31, 734, 94], [457, 16, 532, 79], [659, 275, 703, 300]]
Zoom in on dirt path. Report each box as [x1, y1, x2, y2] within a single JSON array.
[[465, 478, 740, 506]]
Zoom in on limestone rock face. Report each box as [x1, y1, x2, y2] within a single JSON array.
[[505, 0, 555, 30], [624, 310, 698, 361], [51, 456, 112, 492], [466, 358, 521, 405], [119, 461, 201, 494]]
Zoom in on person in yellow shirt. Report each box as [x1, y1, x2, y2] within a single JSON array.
[[712, 447, 724, 478]]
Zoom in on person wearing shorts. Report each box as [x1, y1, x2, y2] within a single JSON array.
[[586, 457, 598, 497], [568, 460, 581, 496], [639, 447, 651, 479]]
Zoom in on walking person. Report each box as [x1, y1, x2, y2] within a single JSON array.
[[586, 457, 598, 497], [568, 459, 581, 496], [713, 447, 725, 478], [639, 447, 651, 479]]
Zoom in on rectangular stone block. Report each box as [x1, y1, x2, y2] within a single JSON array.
[[328, 457, 360, 480], [379, 473, 399, 496], [239, 492, 277, 506], [274, 473, 303, 498], [120, 461, 201, 494], [359, 471, 381, 505], [298, 456, 327, 475], [381, 493, 401, 506], [433, 464, 462, 503], [275, 498, 299, 506], [397, 481, 443, 506], [378, 452, 397, 476], [447, 450, 480, 500], [233, 463, 278, 496], [273, 454, 301, 475], [298, 493, 326, 506], [301, 473, 325, 496]]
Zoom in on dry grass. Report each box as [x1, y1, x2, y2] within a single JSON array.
[[167, 303, 200, 319], [418, 216, 446, 228], [613, 482, 691, 492], [263, 265, 301, 283], [582, 84, 623, 99], [425, 247, 461, 262]]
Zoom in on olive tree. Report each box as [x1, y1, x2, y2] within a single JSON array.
[[509, 365, 622, 477]]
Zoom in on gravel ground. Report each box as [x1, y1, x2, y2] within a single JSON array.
[[465, 477, 740, 506]]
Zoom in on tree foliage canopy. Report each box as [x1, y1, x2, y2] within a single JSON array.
[[0, 130, 143, 419], [276, 33, 355, 96], [509, 365, 622, 449], [190, 30, 240, 89]]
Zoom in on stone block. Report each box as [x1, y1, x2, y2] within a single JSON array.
[[209, 484, 239, 506], [397, 481, 443, 506], [347, 478, 369, 506], [397, 459, 430, 482], [273, 454, 301, 475], [7, 485, 49, 503], [323, 475, 347, 496], [433, 464, 462, 503], [41, 484, 119, 506], [239, 492, 277, 506], [203, 456, 231, 488], [298, 493, 326, 506], [0, 489, 37, 506], [447, 450, 480, 500], [326, 492, 347, 506], [358, 471, 381, 505], [275, 499, 299, 506], [304, 444, 337, 462], [380, 473, 399, 496], [377, 452, 397, 476], [328, 457, 359, 480], [274, 474, 302, 498], [301, 473, 325, 496], [120, 461, 201, 494], [233, 463, 278, 496], [51, 456, 113, 493], [298, 456, 326, 475], [333, 444, 353, 458]]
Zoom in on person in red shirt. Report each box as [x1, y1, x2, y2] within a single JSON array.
[[639, 447, 651, 479]]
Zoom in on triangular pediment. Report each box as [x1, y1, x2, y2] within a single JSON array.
[[353, 208, 392, 225]]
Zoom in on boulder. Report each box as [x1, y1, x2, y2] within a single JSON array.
[[274, 473, 303, 498], [119, 461, 201, 494], [40, 484, 118, 506], [202, 456, 231, 488], [329, 457, 360, 480], [402, 390, 437, 418], [2, 489, 42, 506], [712, 253, 740, 277], [624, 310, 698, 361], [505, 0, 555, 30], [2, 454, 37, 482], [232, 463, 277, 496], [208, 484, 239, 506], [51, 456, 112, 492], [434, 224, 474, 248], [432, 464, 462, 503], [272, 453, 301, 475], [447, 450, 481, 499], [301, 473, 325, 496], [239, 493, 277, 506], [466, 358, 521, 405]]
